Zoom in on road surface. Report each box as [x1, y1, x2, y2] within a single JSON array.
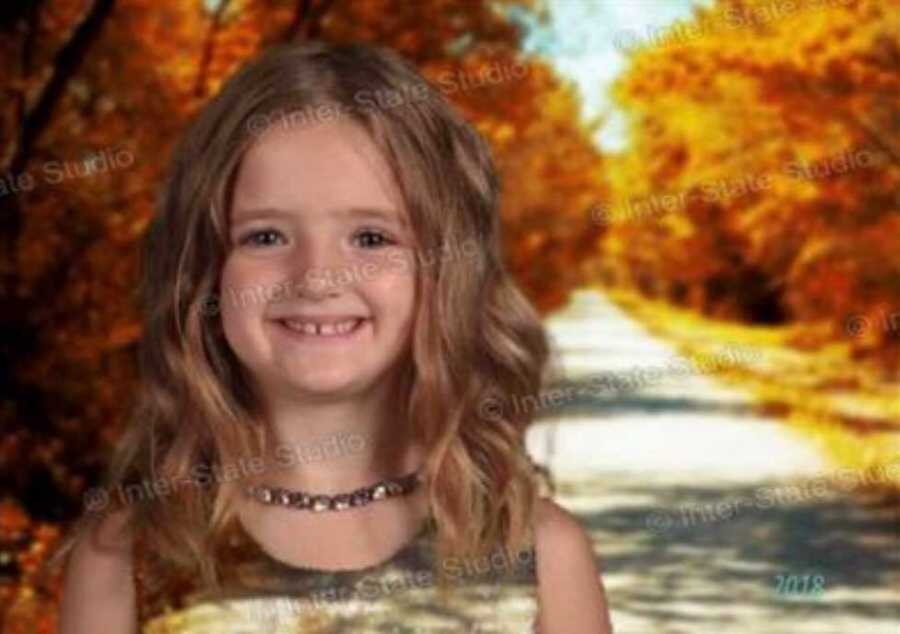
[[525, 289, 900, 634]]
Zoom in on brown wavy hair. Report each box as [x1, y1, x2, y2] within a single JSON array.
[[49, 39, 552, 589]]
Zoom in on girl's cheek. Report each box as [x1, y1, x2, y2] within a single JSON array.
[[376, 247, 417, 279], [329, 248, 410, 289], [219, 258, 283, 317]]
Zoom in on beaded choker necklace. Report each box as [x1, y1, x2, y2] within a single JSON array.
[[244, 469, 421, 512]]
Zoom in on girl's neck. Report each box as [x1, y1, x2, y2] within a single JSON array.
[[257, 428, 424, 494], [251, 372, 423, 494]]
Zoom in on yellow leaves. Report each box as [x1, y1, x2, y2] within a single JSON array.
[[605, 0, 899, 370], [495, 122, 516, 144]]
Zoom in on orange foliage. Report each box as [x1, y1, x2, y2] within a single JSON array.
[[606, 0, 900, 373]]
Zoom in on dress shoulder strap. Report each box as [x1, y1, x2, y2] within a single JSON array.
[[131, 524, 200, 626], [131, 522, 167, 625]]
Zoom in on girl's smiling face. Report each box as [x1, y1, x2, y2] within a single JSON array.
[[220, 118, 417, 400]]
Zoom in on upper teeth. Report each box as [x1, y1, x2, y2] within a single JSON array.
[[281, 318, 362, 336]]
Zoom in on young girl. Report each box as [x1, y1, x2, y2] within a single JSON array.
[[52, 40, 612, 633]]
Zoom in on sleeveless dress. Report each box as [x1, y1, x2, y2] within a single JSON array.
[[132, 514, 541, 633]]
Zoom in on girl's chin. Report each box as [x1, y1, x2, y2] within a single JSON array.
[[281, 371, 362, 394]]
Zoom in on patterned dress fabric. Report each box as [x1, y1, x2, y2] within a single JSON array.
[[133, 515, 540, 633]]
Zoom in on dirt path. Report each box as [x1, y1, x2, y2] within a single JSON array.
[[525, 289, 900, 633]]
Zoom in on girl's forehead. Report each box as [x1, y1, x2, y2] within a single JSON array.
[[240, 117, 378, 171], [231, 118, 408, 221]]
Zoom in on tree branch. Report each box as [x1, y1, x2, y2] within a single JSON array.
[[0, 0, 115, 250], [193, 0, 233, 99], [5, 0, 115, 177], [802, 79, 900, 165], [0, 0, 43, 172], [281, 0, 337, 42]]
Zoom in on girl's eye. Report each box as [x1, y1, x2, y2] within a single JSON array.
[[238, 229, 285, 247], [235, 228, 393, 249], [354, 229, 393, 249]]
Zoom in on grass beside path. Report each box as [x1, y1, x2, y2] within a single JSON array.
[[600, 285, 900, 489]]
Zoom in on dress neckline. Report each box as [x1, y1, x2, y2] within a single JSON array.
[[231, 512, 435, 576]]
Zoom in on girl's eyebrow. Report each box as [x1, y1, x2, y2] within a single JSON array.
[[231, 206, 408, 228], [337, 206, 408, 228]]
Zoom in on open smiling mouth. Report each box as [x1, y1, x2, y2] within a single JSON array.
[[274, 317, 370, 342]]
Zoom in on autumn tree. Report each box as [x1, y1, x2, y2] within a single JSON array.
[[606, 0, 900, 372]]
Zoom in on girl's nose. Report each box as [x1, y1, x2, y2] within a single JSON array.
[[290, 240, 347, 299]]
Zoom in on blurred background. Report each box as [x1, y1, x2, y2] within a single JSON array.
[[0, 0, 897, 632]]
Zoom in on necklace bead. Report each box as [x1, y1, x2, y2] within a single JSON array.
[[244, 469, 421, 512], [311, 496, 330, 512]]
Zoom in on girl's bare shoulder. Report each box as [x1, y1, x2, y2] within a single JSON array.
[[58, 508, 138, 634], [533, 497, 613, 633]]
